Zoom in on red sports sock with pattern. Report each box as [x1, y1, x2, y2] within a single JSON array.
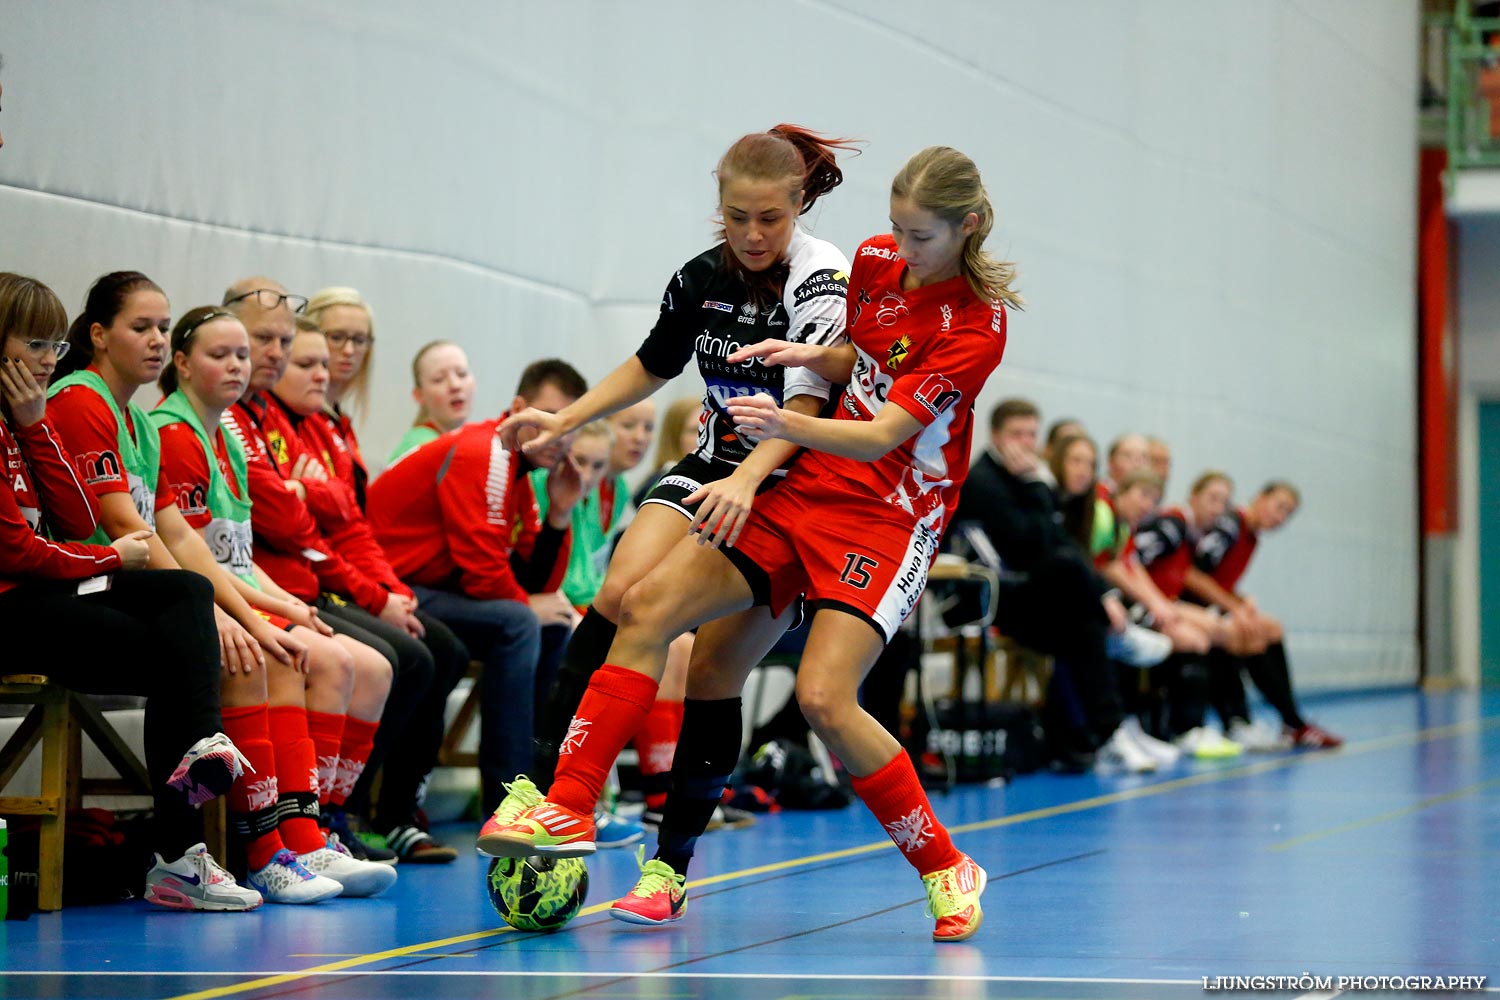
[[850, 751, 963, 876], [547, 664, 659, 816], [267, 705, 326, 855], [332, 717, 378, 808], [220, 702, 286, 872], [633, 699, 684, 811], [305, 711, 346, 809]]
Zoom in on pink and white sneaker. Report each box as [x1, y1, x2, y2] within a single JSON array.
[[167, 733, 253, 807]]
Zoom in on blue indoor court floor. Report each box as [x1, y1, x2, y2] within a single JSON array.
[[2, 688, 1496, 1000]]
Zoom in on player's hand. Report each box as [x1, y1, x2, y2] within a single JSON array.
[[108, 529, 154, 569], [499, 407, 567, 453], [528, 591, 576, 627], [290, 453, 328, 483], [1149, 599, 1179, 630], [545, 449, 586, 517], [725, 339, 820, 369], [685, 470, 760, 549], [725, 393, 784, 444], [1102, 592, 1128, 633], [216, 606, 265, 676], [283, 478, 307, 502], [251, 616, 309, 672], [0, 355, 48, 427]]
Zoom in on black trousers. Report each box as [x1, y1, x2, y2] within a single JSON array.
[[314, 599, 455, 819], [0, 570, 223, 858], [994, 555, 1123, 750]]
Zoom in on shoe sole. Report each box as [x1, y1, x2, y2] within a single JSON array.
[[251, 883, 344, 905], [315, 867, 397, 898], [933, 863, 988, 943], [145, 886, 262, 912], [609, 902, 685, 925], [476, 832, 595, 859]]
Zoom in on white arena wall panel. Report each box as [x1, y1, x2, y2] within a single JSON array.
[[0, 0, 1420, 688]]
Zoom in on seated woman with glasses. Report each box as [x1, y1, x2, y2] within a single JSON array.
[[0, 271, 259, 912], [386, 340, 476, 466]]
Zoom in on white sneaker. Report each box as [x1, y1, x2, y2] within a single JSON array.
[[1174, 726, 1244, 759], [1106, 623, 1174, 667], [1096, 726, 1157, 773], [145, 843, 262, 912], [1227, 718, 1292, 752], [1119, 716, 1182, 766], [167, 733, 254, 808], [246, 848, 343, 904], [298, 840, 398, 897]]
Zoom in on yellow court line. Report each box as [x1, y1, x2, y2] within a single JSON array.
[[1266, 776, 1500, 852], [164, 714, 1500, 1000]]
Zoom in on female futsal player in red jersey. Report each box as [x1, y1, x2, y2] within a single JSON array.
[[489, 146, 1020, 943]]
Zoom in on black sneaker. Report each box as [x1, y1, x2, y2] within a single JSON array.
[[324, 808, 398, 865], [386, 825, 459, 864]]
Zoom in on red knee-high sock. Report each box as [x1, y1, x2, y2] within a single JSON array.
[[267, 705, 326, 855], [850, 751, 963, 877], [305, 711, 346, 809], [220, 703, 287, 872], [632, 699, 684, 812], [333, 717, 378, 809], [547, 664, 659, 816]]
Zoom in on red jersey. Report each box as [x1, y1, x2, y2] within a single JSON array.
[[316, 405, 370, 509], [221, 393, 388, 611], [1194, 507, 1258, 592], [1133, 504, 1194, 600], [0, 416, 121, 594], [157, 420, 242, 529], [48, 375, 174, 512], [291, 406, 412, 599], [794, 234, 1006, 536], [366, 416, 569, 603]]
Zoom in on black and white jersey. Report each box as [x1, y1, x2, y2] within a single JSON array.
[[635, 227, 850, 469]]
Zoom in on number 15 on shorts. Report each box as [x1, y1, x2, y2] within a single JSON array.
[[840, 553, 880, 590]]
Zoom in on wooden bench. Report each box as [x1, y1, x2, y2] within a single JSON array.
[[0, 674, 226, 910]]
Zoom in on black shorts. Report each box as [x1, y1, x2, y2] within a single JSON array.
[[639, 453, 806, 631], [639, 453, 783, 519]]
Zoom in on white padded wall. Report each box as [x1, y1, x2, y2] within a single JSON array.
[[0, 0, 1419, 688]]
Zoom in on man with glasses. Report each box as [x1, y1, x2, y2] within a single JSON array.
[[221, 275, 465, 863]]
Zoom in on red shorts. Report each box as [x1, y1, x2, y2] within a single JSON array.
[[723, 474, 939, 642]]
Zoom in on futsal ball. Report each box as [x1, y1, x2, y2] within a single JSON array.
[[486, 855, 589, 932]]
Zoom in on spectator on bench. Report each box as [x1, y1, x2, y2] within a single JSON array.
[[387, 340, 475, 466], [0, 271, 257, 911]]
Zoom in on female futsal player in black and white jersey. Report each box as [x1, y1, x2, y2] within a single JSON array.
[[477, 124, 857, 841]]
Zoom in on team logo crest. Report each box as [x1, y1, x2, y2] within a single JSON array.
[[885, 806, 935, 852], [887, 335, 912, 369], [267, 430, 289, 466], [560, 717, 591, 755]]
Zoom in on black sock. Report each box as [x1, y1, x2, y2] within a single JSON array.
[[1247, 642, 1304, 729], [532, 606, 618, 788], [656, 697, 742, 878]]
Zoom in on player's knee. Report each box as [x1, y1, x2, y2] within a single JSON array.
[[794, 676, 850, 735], [353, 645, 393, 699], [221, 667, 267, 704], [310, 639, 357, 696], [593, 576, 630, 620], [617, 577, 670, 635]]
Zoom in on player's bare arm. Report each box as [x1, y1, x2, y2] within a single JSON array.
[[727, 392, 922, 463], [726, 340, 856, 384]]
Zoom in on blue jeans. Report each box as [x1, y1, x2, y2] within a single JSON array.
[[411, 587, 542, 814]]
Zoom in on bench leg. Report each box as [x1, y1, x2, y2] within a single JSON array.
[[36, 696, 74, 911]]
